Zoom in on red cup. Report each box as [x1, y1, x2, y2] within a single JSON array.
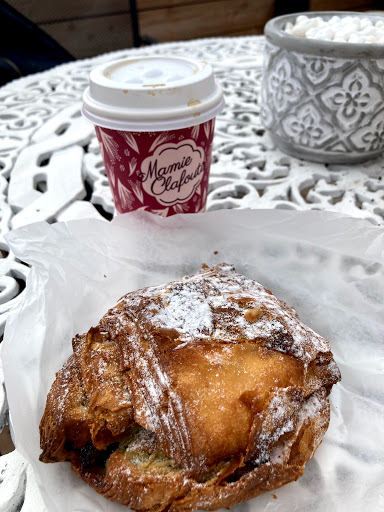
[[83, 56, 224, 217], [94, 120, 215, 216]]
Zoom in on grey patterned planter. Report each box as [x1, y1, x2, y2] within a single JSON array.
[[261, 12, 384, 164]]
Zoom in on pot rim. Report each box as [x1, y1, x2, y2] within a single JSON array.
[[265, 11, 384, 59]]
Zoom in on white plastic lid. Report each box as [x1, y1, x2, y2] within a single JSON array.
[[82, 56, 225, 131]]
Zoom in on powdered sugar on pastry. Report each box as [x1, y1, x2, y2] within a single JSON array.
[[154, 284, 213, 337], [129, 264, 331, 365]]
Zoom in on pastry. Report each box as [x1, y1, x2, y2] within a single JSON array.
[[40, 263, 341, 511]]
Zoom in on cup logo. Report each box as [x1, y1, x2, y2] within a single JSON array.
[[138, 140, 205, 206]]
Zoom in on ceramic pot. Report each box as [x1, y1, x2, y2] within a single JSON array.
[[261, 12, 384, 164]]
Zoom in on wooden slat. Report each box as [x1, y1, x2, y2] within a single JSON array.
[[310, 0, 374, 11], [7, 0, 130, 24], [139, 0, 274, 42], [138, 0, 224, 11], [41, 13, 135, 59]]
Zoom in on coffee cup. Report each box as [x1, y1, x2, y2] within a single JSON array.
[[82, 56, 224, 216]]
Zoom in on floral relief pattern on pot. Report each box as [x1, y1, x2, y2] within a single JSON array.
[[261, 40, 384, 162], [349, 108, 384, 152], [281, 102, 335, 149], [267, 55, 303, 113], [298, 56, 343, 86], [320, 65, 383, 130], [374, 59, 384, 73]]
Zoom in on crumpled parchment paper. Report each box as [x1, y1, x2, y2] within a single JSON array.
[[2, 209, 384, 512]]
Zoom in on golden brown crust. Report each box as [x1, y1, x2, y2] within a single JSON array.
[[40, 328, 134, 462], [69, 390, 330, 512], [40, 263, 341, 511], [39, 352, 91, 463], [76, 327, 134, 449]]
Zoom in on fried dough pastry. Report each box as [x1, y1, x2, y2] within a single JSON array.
[[40, 263, 341, 511]]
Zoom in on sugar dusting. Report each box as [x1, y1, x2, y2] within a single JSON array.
[[268, 389, 328, 465], [154, 283, 213, 337], [134, 263, 331, 365], [251, 389, 300, 466]]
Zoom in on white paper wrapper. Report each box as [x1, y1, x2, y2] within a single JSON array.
[[2, 209, 384, 512]]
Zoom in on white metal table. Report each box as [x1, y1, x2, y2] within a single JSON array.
[[0, 35, 383, 511]]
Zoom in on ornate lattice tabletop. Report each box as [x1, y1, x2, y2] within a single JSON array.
[[0, 35, 383, 511]]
